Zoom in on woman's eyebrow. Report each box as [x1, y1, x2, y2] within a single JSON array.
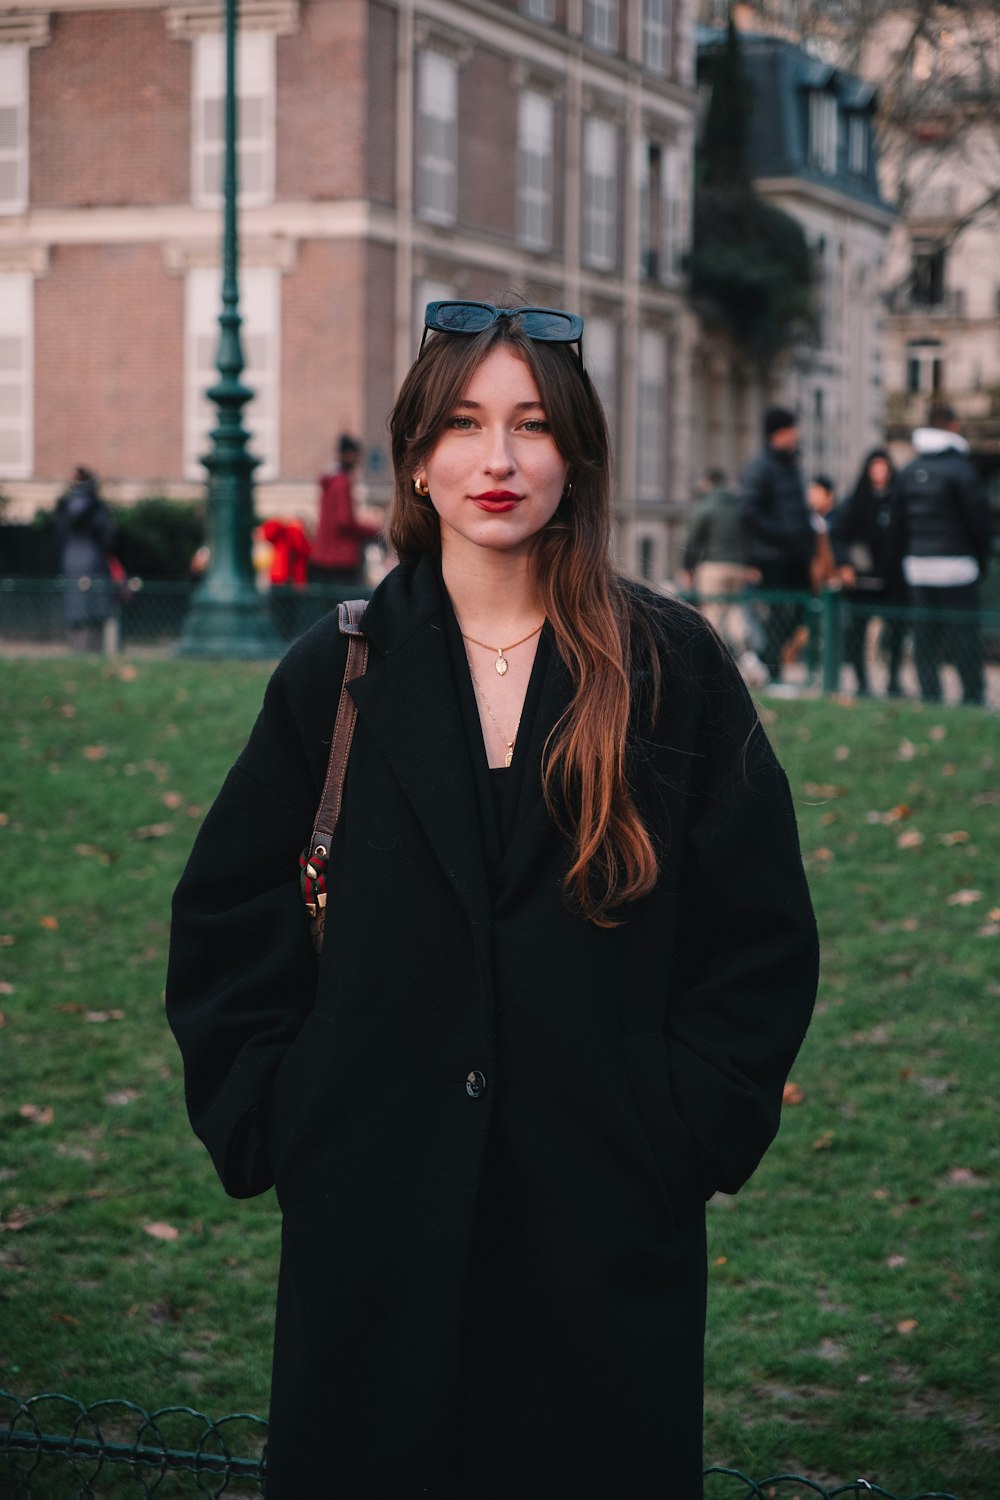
[[455, 398, 546, 411]]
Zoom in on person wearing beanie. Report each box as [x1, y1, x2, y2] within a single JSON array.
[[738, 407, 815, 683], [894, 403, 990, 704]]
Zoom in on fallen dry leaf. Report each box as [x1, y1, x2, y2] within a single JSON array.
[[896, 740, 917, 761], [882, 804, 911, 824], [944, 1167, 990, 1187], [783, 1082, 805, 1106], [812, 1130, 834, 1151], [105, 1088, 141, 1106], [896, 1319, 919, 1335], [977, 923, 1000, 938], [947, 889, 982, 906], [82, 745, 108, 761], [39, 915, 59, 930], [19, 1104, 54, 1125], [86, 1010, 125, 1024], [810, 848, 834, 861], [897, 830, 924, 849], [134, 823, 173, 841], [987, 908, 1000, 922], [74, 844, 114, 865], [1, 935, 15, 947], [162, 791, 184, 809], [886, 1255, 907, 1268], [929, 725, 947, 741], [713, 1256, 728, 1267], [0, 812, 8, 826], [50, 1313, 81, 1327], [143, 1222, 180, 1242], [939, 831, 970, 846], [833, 745, 850, 762]]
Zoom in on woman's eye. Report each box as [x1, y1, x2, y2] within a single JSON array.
[[447, 415, 476, 430], [520, 419, 550, 433]]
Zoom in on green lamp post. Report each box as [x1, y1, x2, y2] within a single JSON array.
[[178, 0, 282, 658]]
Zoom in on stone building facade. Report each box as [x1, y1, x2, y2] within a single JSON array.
[[0, 0, 697, 583]]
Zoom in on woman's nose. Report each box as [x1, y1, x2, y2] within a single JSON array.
[[482, 428, 515, 476]]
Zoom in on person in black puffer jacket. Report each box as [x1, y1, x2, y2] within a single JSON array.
[[738, 407, 815, 683], [895, 404, 991, 705], [830, 449, 906, 696]]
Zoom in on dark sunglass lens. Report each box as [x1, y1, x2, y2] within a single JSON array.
[[520, 310, 582, 342], [432, 303, 496, 334]]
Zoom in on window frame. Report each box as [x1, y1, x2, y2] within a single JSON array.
[[415, 49, 459, 226], [0, 271, 32, 479], [516, 90, 555, 252], [581, 116, 618, 272], [0, 46, 28, 215], [641, 0, 671, 77], [584, 0, 618, 53], [191, 31, 276, 210]]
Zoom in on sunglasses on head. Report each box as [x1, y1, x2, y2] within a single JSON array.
[[420, 300, 585, 360]]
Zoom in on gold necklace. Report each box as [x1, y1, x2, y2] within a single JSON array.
[[467, 658, 522, 768], [460, 622, 544, 676]]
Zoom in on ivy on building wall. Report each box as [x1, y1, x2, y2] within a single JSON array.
[[688, 14, 817, 368]]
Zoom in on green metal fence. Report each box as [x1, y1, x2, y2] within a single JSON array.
[[0, 1389, 959, 1499], [1, 578, 998, 711]]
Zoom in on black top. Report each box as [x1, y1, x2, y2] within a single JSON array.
[[439, 573, 551, 879]]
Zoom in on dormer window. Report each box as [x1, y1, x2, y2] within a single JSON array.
[[848, 114, 869, 176], [808, 90, 838, 174]]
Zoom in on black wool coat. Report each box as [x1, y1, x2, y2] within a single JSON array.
[[165, 556, 818, 1500]]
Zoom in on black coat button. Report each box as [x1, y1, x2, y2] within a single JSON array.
[[465, 1070, 487, 1099]]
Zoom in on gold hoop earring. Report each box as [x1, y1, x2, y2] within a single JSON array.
[[414, 478, 429, 497]]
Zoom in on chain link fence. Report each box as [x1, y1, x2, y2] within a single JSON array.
[[0, 1389, 959, 1499], [1, 578, 998, 710]]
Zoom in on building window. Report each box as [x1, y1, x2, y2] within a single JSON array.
[[192, 32, 275, 208], [517, 91, 554, 252], [911, 244, 946, 307], [415, 50, 458, 225], [641, 0, 670, 75], [585, 315, 617, 443], [185, 267, 280, 482], [848, 114, 869, 176], [636, 329, 667, 501], [584, 0, 618, 52], [639, 139, 683, 282], [0, 47, 28, 214], [808, 90, 838, 175], [582, 117, 617, 271], [0, 272, 31, 478], [522, 0, 555, 23], [637, 534, 656, 581], [906, 339, 945, 394]]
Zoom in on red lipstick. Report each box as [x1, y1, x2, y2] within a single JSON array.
[[472, 490, 521, 512]]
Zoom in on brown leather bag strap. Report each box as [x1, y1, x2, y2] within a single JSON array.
[[308, 598, 369, 862]]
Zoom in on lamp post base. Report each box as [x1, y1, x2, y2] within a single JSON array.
[[177, 587, 283, 659]]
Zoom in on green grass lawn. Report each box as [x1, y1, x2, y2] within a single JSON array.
[[1, 658, 997, 1497]]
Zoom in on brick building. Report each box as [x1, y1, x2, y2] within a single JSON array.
[[0, 0, 697, 583]]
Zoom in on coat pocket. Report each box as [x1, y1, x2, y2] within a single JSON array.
[[620, 1032, 713, 1223]]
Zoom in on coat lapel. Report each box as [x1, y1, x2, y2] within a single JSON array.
[[347, 558, 493, 943]]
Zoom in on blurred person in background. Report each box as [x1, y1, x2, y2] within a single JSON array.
[[831, 449, 906, 697], [895, 404, 990, 706], [738, 408, 815, 685], [54, 466, 116, 652], [310, 434, 381, 588], [681, 468, 764, 679]]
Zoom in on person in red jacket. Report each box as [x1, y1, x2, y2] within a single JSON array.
[[262, 517, 312, 589], [310, 434, 381, 586]]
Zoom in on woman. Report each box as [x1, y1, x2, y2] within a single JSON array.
[[166, 301, 818, 1498], [831, 449, 906, 696]]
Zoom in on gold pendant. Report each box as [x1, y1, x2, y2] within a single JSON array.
[[495, 652, 508, 676], [505, 747, 514, 767]]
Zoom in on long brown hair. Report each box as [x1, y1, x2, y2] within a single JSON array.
[[388, 314, 660, 925]]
